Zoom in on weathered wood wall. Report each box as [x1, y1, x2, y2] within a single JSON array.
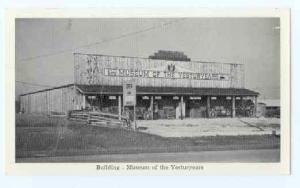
[[20, 85, 83, 114], [74, 53, 245, 88]]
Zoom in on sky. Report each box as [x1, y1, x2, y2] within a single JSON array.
[[15, 18, 280, 100]]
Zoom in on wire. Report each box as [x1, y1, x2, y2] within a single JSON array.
[[17, 18, 186, 62], [16, 80, 55, 88]]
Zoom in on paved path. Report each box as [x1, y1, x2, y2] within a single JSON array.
[[138, 118, 280, 137], [17, 149, 280, 163]]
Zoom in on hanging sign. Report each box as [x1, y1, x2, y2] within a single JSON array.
[[123, 81, 136, 106]]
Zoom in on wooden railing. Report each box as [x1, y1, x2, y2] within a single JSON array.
[[68, 110, 130, 128]]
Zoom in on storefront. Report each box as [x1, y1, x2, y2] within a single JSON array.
[[75, 85, 258, 120], [20, 51, 259, 118]]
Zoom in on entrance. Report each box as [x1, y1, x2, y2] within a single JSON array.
[[154, 96, 176, 119], [185, 96, 207, 118], [209, 96, 232, 117], [136, 96, 151, 120]]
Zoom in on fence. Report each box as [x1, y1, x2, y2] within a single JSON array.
[[68, 110, 130, 128]]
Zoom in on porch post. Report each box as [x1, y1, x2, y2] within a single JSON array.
[[232, 96, 236, 118], [118, 95, 122, 120], [206, 96, 210, 118], [180, 96, 184, 120], [98, 95, 102, 111], [254, 96, 257, 117], [150, 96, 154, 120], [82, 94, 86, 109], [122, 95, 125, 115], [241, 96, 244, 116]]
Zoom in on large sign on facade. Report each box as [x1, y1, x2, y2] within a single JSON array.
[[104, 68, 229, 81], [74, 53, 244, 88]]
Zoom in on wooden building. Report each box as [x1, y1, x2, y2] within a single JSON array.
[[20, 51, 259, 119], [257, 99, 280, 118], [19, 84, 84, 115]]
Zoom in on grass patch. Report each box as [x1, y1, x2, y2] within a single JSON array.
[[16, 121, 280, 158], [15, 114, 280, 158], [16, 114, 67, 127]]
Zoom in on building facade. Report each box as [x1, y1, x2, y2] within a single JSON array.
[[20, 52, 259, 119]]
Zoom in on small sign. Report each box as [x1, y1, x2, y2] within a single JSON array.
[[123, 81, 136, 106], [173, 96, 179, 100], [155, 96, 162, 100], [88, 96, 96, 99], [142, 96, 149, 100], [109, 96, 117, 100], [190, 96, 201, 100]]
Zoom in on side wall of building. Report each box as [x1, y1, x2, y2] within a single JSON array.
[[20, 85, 84, 114]]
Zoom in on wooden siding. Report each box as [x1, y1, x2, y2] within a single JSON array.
[[20, 85, 83, 114], [74, 53, 245, 89]]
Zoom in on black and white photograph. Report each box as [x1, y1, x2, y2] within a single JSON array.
[[14, 17, 283, 163], [4, 8, 290, 175]]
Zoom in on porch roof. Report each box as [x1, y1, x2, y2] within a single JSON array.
[[76, 85, 259, 96]]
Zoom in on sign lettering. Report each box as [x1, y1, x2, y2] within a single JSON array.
[[104, 68, 229, 80]]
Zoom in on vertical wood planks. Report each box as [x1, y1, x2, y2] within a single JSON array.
[[74, 53, 244, 89], [19, 85, 81, 114]]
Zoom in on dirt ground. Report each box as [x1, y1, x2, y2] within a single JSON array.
[[137, 117, 280, 137]]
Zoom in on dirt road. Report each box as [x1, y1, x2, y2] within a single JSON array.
[[17, 149, 280, 163]]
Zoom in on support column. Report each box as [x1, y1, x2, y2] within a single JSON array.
[[134, 105, 137, 130], [232, 96, 236, 118], [150, 96, 154, 120], [241, 96, 244, 116], [82, 95, 86, 109], [180, 96, 184, 120], [122, 95, 125, 115], [206, 96, 210, 118], [98, 96, 101, 111], [254, 96, 257, 117], [118, 95, 122, 120]]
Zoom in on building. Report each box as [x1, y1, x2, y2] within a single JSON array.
[[19, 51, 259, 119], [257, 99, 280, 118]]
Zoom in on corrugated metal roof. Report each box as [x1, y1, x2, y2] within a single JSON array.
[[76, 85, 259, 96]]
